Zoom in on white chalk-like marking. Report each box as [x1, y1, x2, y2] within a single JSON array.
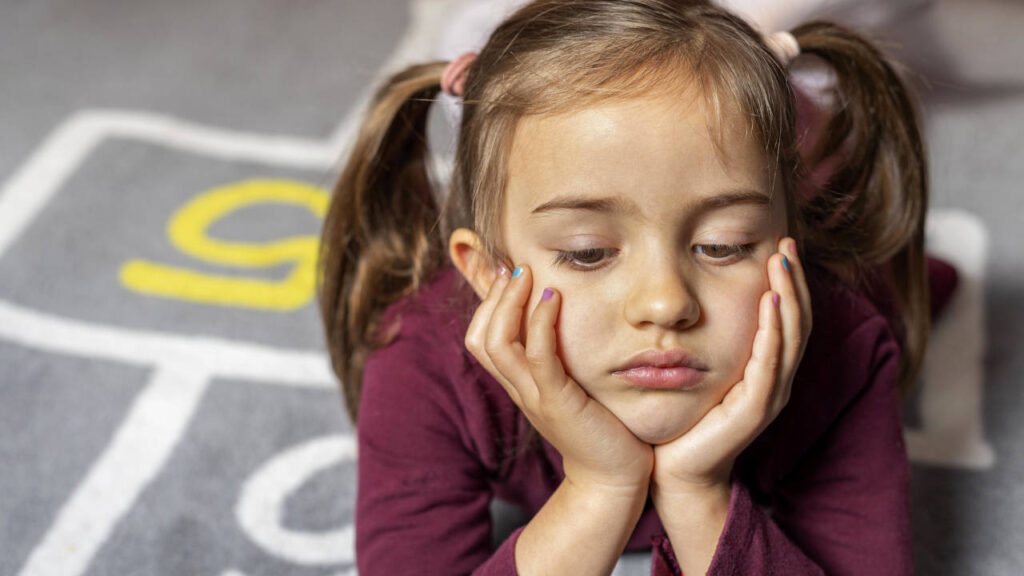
[[235, 435, 357, 565], [904, 209, 995, 469], [16, 366, 210, 576], [0, 110, 342, 264], [0, 299, 332, 387], [0, 115, 101, 261]]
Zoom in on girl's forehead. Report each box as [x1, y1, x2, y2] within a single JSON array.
[[505, 92, 768, 213]]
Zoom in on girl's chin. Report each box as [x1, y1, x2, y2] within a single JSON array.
[[624, 417, 696, 446], [596, 393, 709, 445]]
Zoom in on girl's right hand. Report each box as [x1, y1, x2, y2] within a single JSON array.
[[465, 264, 654, 493]]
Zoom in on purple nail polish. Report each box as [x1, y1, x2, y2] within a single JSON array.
[[773, 293, 780, 307], [541, 288, 554, 302]]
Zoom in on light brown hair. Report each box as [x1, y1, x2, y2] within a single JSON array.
[[318, 0, 929, 424]]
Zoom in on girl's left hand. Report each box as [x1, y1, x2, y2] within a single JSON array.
[[651, 237, 813, 495]]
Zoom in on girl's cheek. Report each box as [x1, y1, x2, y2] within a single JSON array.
[[728, 285, 765, 365]]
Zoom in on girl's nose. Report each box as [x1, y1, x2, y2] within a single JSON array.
[[623, 262, 700, 330]]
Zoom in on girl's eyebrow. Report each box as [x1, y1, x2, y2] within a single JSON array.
[[528, 189, 770, 218]]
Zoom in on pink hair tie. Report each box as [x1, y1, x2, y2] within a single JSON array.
[[765, 31, 800, 65], [441, 52, 478, 97]]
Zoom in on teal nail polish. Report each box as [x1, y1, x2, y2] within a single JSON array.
[[782, 256, 790, 272], [512, 266, 523, 278]]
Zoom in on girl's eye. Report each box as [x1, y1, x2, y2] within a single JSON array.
[[552, 244, 753, 271], [694, 243, 755, 261], [552, 247, 617, 271]]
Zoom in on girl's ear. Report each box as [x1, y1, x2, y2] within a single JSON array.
[[449, 228, 500, 300]]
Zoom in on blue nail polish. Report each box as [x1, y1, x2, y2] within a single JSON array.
[[512, 266, 523, 278], [782, 256, 790, 272]]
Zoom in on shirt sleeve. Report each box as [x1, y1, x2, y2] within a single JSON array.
[[652, 318, 914, 575], [355, 333, 520, 576]]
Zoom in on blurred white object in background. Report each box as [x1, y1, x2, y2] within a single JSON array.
[[717, 0, 932, 33], [433, 0, 931, 132]]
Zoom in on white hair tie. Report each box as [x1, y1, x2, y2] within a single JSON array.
[[765, 30, 801, 65]]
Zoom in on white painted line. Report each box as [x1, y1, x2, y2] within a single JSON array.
[[17, 365, 211, 576], [0, 299, 332, 387], [235, 435, 356, 565], [0, 110, 337, 263], [84, 110, 340, 166], [0, 114, 102, 260]]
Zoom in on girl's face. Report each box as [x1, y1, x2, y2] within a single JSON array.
[[500, 91, 787, 445]]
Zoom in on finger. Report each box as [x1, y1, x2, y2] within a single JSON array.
[[484, 264, 538, 399], [464, 268, 525, 406], [741, 289, 783, 425], [524, 286, 573, 401], [769, 246, 802, 385], [780, 237, 812, 343], [465, 266, 508, 358]]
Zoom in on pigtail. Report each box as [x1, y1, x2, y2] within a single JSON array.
[[318, 62, 448, 424], [791, 22, 929, 398]]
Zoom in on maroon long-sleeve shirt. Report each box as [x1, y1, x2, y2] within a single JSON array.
[[354, 260, 919, 575]]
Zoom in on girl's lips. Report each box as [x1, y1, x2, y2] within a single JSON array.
[[613, 366, 707, 390]]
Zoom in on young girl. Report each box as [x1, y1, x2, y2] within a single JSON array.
[[319, 1, 950, 573]]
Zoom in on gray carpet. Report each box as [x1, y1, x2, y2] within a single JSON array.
[[1, 1, 1022, 574]]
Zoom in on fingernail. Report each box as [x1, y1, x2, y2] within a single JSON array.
[[541, 288, 554, 301], [497, 266, 508, 278], [511, 266, 523, 278], [788, 239, 797, 255], [773, 292, 780, 307], [781, 256, 790, 272]]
